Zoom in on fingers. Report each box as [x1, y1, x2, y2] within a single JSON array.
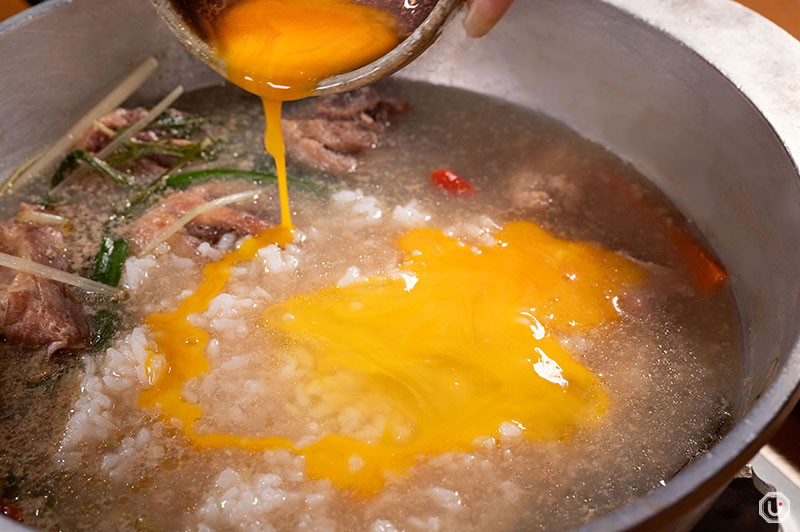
[[463, 0, 514, 38]]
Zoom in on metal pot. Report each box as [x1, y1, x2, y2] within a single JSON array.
[[1, 0, 799, 530]]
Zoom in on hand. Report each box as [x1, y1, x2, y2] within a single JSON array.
[[463, 0, 514, 38]]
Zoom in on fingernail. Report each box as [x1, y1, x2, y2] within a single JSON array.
[[463, 5, 492, 38]]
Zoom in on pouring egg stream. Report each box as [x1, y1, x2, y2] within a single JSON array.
[[209, 0, 401, 228], [139, 0, 646, 496]]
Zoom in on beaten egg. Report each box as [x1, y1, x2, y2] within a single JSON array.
[[141, 219, 644, 494]]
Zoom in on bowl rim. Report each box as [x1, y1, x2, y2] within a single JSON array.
[[148, 0, 464, 97]]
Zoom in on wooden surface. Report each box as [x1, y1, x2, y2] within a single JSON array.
[[0, 0, 29, 21], [735, 0, 800, 38], [769, 412, 800, 468]]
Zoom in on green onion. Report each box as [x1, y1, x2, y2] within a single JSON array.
[[121, 137, 217, 215], [164, 169, 279, 189], [51, 150, 134, 187], [32, 197, 58, 209], [115, 169, 323, 221], [163, 169, 324, 193], [0, 474, 25, 499], [25, 362, 75, 389], [106, 140, 216, 168], [91, 310, 120, 352], [149, 112, 207, 139], [90, 237, 129, 287], [163, 137, 216, 177]]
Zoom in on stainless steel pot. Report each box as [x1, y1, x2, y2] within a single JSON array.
[[1, 0, 799, 530]]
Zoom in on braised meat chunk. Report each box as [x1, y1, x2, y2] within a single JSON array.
[[75, 108, 149, 153], [73, 108, 205, 181], [75, 107, 196, 154], [128, 184, 273, 252], [0, 205, 89, 355], [315, 87, 381, 119], [508, 147, 584, 213], [283, 87, 408, 173]]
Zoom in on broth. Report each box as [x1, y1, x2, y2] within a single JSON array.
[[0, 80, 741, 531]]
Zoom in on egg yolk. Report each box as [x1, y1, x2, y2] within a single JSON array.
[[209, 0, 401, 228], [139, 221, 645, 496]]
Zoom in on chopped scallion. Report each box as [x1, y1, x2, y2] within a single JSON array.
[[90, 237, 129, 287], [52, 150, 134, 187]]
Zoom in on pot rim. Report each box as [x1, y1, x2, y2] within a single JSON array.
[[1, 0, 800, 530], [580, 1, 800, 528]]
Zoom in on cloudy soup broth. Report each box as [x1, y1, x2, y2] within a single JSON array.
[[0, 78, 741, 531]]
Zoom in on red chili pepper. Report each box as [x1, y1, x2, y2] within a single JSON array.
[[431, 169, 474, 197]]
